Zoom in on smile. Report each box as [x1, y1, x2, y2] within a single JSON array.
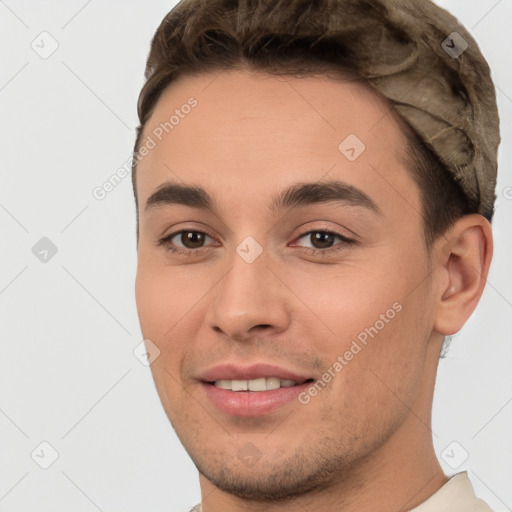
[[211, 377, 309, 391]]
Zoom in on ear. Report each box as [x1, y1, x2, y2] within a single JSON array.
[[433, 214, 493, 336]]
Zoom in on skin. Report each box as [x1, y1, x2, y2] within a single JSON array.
[[134, 67, 493, 512]]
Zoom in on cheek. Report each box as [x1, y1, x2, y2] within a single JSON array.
[[340, 316, 426, 442], [134, 267, 167, 338], [135, 252, 199, 338], [288, 259, 430, 396], [307, 300, 428, 444], [135, 259, 210, 380], [283, 262, 403, 348], [135, 264, 193, 418]]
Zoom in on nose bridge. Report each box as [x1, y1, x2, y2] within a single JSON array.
[[207, 240, 289, 340]]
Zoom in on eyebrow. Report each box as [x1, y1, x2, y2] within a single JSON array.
[[144, 179, 382, 216]]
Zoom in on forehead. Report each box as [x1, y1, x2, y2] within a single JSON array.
[[136, 68, 418, 219]]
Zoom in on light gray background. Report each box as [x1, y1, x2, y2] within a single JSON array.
[[0, 1, 511, 511]]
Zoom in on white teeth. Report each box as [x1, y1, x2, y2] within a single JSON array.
[[213, 377, 300, 391], [248, 378, 266, 391], [231, 379, 247, 391], [266, 377, 280, 390], [215, 380, 232, 390]]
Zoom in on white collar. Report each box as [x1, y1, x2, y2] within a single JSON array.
[[409, 472, 493, 511]]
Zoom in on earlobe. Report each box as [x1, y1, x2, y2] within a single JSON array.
[[433, 215, 493, 336]]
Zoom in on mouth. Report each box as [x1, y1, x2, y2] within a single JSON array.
[[206, 377, 314, 391], [198, 363, 316, 417]]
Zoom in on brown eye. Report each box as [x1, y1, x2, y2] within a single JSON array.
[[179, 231, 207, 249], [295, 230, 353, 252], [158, 229, 215, 255], [309, 231, 336, 249]]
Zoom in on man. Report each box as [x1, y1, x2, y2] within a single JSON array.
[[132, 0, 500, 510]]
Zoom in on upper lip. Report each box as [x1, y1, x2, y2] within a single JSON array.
[[199, 363, 313, 383]]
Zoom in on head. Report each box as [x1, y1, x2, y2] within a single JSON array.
[[132, 0, 498, 505]]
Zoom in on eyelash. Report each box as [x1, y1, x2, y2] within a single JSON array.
[[157, 227, 355, 257]]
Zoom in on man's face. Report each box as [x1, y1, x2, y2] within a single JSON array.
[[135, 69, 440, 500]]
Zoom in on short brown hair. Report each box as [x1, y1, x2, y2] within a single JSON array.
[[133, 0, 493, 247]]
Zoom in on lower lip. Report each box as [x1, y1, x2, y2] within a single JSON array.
[[201, 381, 312, 417]]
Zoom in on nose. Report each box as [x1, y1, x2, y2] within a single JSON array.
[[205, 249, 291, 342]]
